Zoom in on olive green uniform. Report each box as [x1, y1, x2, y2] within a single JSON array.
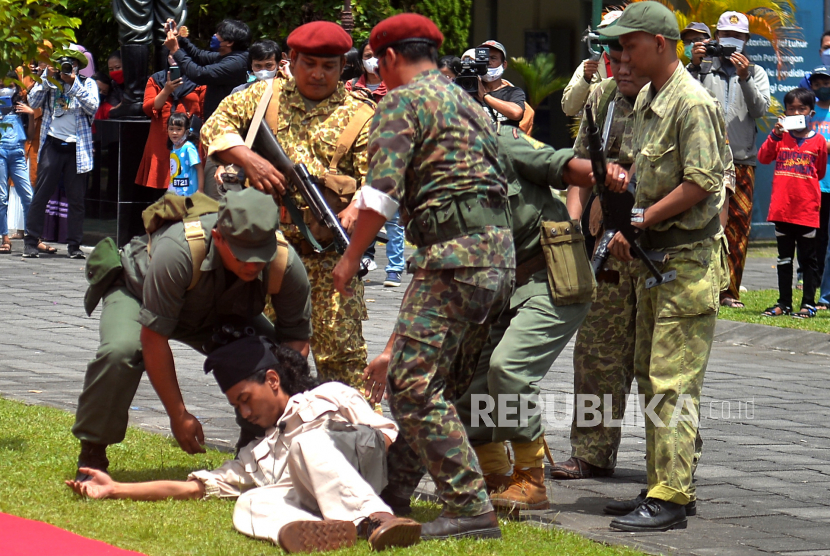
[[72, 213, 312, 446], [456, 126, 592, 466], [630, 63, 728, 505]]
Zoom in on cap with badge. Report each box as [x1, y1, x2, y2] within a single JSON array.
[[286, 21, 353, 56], [204, 335, 279, 393], [216, 188, 280, 263], [599, 1, 681, 40], [370, 13, 444, 54], [717, 11, 749, 34]]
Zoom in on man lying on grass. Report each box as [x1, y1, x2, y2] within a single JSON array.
[[66, 336, 421, 553]]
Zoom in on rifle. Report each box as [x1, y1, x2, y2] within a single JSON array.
[[584, 104, 676, 288]]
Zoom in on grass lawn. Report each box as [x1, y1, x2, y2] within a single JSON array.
[[745, 242, 778, 258], [718, 288, 830, 333], [0, 397, 644, 556]]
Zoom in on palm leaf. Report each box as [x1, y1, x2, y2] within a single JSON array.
[[509, 54, 570, 110]]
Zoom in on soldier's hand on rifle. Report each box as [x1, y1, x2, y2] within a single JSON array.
[[338, 202, 359, 234], [241, 149, 288, 196], [608, 231, 634, 262], [604, 163, 630, 193]]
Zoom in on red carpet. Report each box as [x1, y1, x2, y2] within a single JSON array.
[[0, 513, 146, 555]]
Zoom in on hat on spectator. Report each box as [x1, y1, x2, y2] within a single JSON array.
[[599, 1, 681, 40], [286, 21, 352, 56], [53, 48, 88, 70], [479, 40, 507, 60], [810, 66, 830, 81], [598, 10, 623, 28], [717, 11, 749, 34], [681, 22, 712, 41], [204, 335, 279, 393], [216, 188, 280, 263], [370, 13, 444, 54]]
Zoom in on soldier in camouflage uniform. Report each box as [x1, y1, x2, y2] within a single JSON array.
[[201, 22, 372, 395], [599, 2, 729, 532], [552, 40, 645, 480], [332, 14, 514, 540]]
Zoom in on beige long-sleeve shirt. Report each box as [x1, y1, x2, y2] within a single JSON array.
[[188, 382, 398, 498]]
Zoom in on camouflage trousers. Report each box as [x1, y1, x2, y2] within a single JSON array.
[[635, 240, 723, 506], [570, 257, 639, 470], [385, 266, 513, 516], [457, 281, 590, 446], [265, 250, 368, 390]]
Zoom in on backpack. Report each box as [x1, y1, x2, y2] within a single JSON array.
[[142, 192, 289, 292]]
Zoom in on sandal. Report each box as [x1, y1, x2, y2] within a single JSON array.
[[792, 305, 818, 319], [720, 297, 745, 309], [37, 242, 57, 255], [8, 232, 23, 240], [0, 242, 11, 254], [762, 304, 791, 317], [817, 303, 829, 311]]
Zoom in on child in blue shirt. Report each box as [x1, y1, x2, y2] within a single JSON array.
[[0, 81, 34, 254], [167, 112, 203, 196]]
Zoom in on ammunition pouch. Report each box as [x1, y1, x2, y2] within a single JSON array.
[[640, 215, 720, 250], [540, 220, 595, 306], [406, 193, 511, 247]]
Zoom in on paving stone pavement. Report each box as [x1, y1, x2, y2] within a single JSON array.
[[0, 239, 828, 556]]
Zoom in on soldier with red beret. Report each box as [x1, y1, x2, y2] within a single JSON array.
[[202, 21, 376, 409], [333, 13, 514, 540]]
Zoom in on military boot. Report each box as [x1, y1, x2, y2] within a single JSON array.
[[483, 472, 513, 495], [76, 440, 109, 482], [490, 467, 550, 512]]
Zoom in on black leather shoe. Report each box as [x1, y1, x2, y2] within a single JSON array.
[[421, 510, 502, 540], [75, 440, 109, 482], [380, 487, 413, 516], [609, 498, 688, 532], [604, 489, 696, 516]]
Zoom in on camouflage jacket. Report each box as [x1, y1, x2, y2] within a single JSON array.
[[363, 69, 514, 270], [632, 62, 726, 237], [574, 77, 636, 168], [201, 78, 374, 243]]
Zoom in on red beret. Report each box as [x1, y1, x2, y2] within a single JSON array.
[[286, 21, 352, 56], [370, 13, 444, 54]]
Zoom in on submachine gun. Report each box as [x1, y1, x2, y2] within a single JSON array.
[[584, 104, 676, 289]]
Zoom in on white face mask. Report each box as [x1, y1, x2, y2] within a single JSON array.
[[482, 65, 504, 83], [254, 69, 276, 81], [822, 48, 830, 67], [363, 57, 379, 75], [718, 36, 745, 55]]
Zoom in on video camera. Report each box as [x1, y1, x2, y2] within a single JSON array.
[[703, 40, 737, 59], [452, 47, 489, 94], [55, 56, 76, 75]]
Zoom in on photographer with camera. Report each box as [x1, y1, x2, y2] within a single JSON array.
[[688, 11, 770, 309], [23, 49, 98, 260], [474, 40, 526, 127]]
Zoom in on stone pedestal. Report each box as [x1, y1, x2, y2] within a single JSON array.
[[85, 119, 164, 247]]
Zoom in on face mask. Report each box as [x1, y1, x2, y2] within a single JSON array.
[[482, 65, 504, 83], [817, 86, 830, 102], [684, 44, 693, 60], [254, 69, 276, 81], [363, 57, 379, 75], [209, 35, 221, 51], [109, 70, 124, 85], [718, 37, 744, 55], [804, 114, 813, 130]]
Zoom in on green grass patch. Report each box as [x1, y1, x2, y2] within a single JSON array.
[[746, 242, 778, 259], [0, 397, 643, 556], [718, 288, 830, 333]]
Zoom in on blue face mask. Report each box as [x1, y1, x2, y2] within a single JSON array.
[[804, 114, 813, 130], [209, 35, 221, 51], [817, 86, 830, 102], [822, 49, 830, 67]]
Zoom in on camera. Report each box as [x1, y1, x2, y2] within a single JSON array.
[[56, 56, 75, 75], [452, 47, 489, 94], [703, 41, 737, 59]]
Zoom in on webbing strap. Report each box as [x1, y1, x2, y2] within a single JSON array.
[[183, 219, 206, 290], [328, 103, 374, 171]]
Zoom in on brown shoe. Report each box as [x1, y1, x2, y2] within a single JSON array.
[[420, 510, 502, 540], [484, 472, 513, 494], [549, 457, 613, 480], [491, 467, 549, 513], [278, 520, 357, 553], [363, 512, 421, 551]]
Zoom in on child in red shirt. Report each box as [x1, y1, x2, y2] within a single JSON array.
[[758, 87, 828, 317]]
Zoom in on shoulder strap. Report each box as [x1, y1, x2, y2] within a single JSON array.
[[268, 230, 290, 294], [245, 80, 274, 148], [264, 79, 282, 132], [596, 80, 618, 128], [328, 102, 374, 171], [183, 217, 207, 291]]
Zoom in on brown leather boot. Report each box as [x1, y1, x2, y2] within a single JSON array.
[[490, 467, 549, 512], [278, 520, 356, 553], [362, 512, 421, 551], [484, 472, 513, 494]]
